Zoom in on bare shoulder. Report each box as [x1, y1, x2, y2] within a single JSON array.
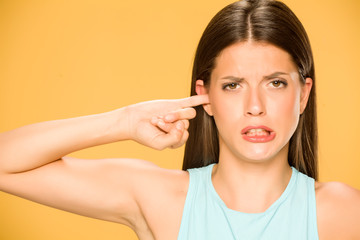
[[92, 157, 190, 239], [127, 159, 189, 240], [315, 181, 360, 239]]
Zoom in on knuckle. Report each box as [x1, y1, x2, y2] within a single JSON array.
[[183, 120, 190, 129], [184, 108, 196, 119], [189, 108, 196, 118], [175, 131, 183, 141]]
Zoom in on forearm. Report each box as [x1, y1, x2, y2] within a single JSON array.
[[0, 108, 128, 173]]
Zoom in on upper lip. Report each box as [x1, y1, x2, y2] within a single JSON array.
[[241, 126, 274, 134]]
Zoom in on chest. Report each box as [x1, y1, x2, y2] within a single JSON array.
[[177, 167, 319, 239], [178, 205, 318, 239]]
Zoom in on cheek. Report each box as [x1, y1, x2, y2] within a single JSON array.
[[270, 94, 299, 115], [268, 90, 301, 132], [209, 91, 243, 121], [209, 87, 302, 136]]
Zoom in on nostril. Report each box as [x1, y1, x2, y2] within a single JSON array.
[[246, 111, 264, 116], [246, 111, 265, 117]]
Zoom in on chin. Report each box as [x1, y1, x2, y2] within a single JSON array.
[[236, 143, 287, 163], [240, 152, 278, 163], [219, 137, 289, 164]]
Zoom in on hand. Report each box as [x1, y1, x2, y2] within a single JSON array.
[[125, 95, 209, 150]]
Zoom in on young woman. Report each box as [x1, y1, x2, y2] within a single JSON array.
[[1, 0, 359, 239]]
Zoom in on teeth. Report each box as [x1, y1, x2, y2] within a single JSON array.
[[246, 129, 269, 137]]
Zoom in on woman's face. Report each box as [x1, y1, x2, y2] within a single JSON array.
[[196, 41, 312, 163]]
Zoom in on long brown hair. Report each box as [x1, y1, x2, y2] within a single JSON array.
[[183, 0, 318, 180]]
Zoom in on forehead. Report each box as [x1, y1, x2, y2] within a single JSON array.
[[212, 41, 298, 78]]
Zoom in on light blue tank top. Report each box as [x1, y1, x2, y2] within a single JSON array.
[[178, 164, 319, 240]]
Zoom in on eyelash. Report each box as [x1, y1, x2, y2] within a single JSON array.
[[221, 80, 288, 91], [270, 80, 288, 88], [222, 82, 240, 90]]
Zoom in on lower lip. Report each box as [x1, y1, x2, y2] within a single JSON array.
[[242, 132, 276, 143]]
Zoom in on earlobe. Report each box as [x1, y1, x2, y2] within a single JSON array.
[[195, 80, 213, 116], [300, 77, 313, 114]]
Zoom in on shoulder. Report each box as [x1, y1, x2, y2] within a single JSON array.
[[315, 181, 360, 207], [315, 181, 360, 239], [64, 157, 189, 238], [119, 159, 190, 239]]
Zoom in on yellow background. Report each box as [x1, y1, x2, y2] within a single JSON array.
[[0, 0, 359, 239]]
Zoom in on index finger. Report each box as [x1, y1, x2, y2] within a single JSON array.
[[178, 94, 209, 108]]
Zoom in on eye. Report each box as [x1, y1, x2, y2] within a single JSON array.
[[270, 80, 287, 88], [222, 82, 240, 90]]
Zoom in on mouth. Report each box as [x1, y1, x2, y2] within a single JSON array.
[[241, 126, 275, 143]]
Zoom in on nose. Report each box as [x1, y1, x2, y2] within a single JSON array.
[[244, 88, 265, 117]]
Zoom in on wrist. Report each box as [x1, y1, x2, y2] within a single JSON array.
[[105, 106, 132, 142]]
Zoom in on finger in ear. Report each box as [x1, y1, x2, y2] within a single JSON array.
[[195, 80, 213, 116]]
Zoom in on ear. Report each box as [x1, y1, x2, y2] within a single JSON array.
[[300, 77, 313, 114], [195, 80, 213, 116]]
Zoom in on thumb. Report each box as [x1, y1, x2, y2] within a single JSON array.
[[152, 121, 186, 150]]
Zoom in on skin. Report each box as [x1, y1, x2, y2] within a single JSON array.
[[0, 42, 359, 240], [196, 41, 311, 213]]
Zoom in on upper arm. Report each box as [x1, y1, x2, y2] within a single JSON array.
[[316, 181, 360, 239], [0, 157, 175, 229]]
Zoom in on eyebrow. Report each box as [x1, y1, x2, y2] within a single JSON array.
[[220, 72, 290, 81], [263, 72, 289, 79], [220, 76, 245, 82]]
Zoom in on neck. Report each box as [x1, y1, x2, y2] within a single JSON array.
[[212, 144, 292, 213]]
